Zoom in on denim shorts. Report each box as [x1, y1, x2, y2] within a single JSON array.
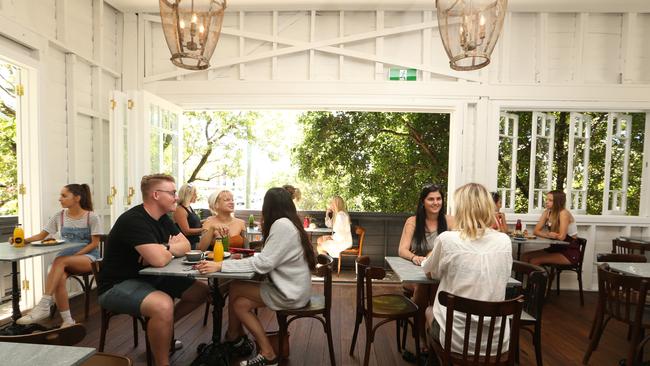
[[98, 276, 195, 317], [56, 245, 100, 262]]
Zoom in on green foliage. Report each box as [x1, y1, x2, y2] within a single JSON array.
[[293, 111, 449, 213], [0, 63, 17, 215]]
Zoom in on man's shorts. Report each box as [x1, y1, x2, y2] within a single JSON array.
[[99, 276, 195, 316]]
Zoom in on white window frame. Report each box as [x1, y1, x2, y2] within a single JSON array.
[[498, 112, 518, 213], [528, 112, 556, 213], [603, 113, 633, 215], [566, 112, 591, 214]]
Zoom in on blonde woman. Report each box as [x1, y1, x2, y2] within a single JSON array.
[[422, 183, 512, 356], [198, 190, 247, 251], [316, 196, 352, 258], [173, 183, 203, 249]]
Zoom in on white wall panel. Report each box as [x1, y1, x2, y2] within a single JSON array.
[[508, 13, 537, 83], [584, 13, 622, 84], [149, 22, 176, 77], [547, 13, 576, 83], [102, 3, 121, 71], [74, 60, 93, 109], [314, 11, 339, 41], [68, 0, 94, 58], [631, 14, 650, 83], [74, 114, 94, 185]]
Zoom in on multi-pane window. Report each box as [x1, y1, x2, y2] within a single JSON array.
[[149, 105, 180, 180], [497, 111, 646, 216]]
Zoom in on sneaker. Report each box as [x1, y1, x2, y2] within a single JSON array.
[[16, 304, 51, 325], [226, 335, 255, 357], [239, 354, 278, 366], [59, 321, 76, 329]]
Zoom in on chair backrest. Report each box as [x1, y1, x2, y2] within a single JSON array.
[[0, 323, 86, 346], [315, 254, 334, 310], [91, 258, 103, 279], [575, 237, 588, 270], [435, 291, 524, 366], [355, 256, 386, 316], [597, 253, 647, 263], [98, 234, 108, 258], [598, 263, 650, 327], [612, 239, 647, 255], [354, 225, 366, 255], [81, 352, 133, 366], [511, 261, 547, 321]]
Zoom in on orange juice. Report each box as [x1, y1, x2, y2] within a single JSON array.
[[213, 238, 224, 262], [13, 225, 25, 247]]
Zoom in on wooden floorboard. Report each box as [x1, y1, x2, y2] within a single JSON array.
[[30, 281, 650, 365]]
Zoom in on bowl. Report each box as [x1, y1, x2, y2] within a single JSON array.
[[185, 250, 204, 262]]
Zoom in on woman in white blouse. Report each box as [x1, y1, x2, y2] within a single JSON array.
[[422, 183, 513, 357], [317, 196, 352, 258]]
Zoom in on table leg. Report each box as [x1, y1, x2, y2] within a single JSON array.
[[211, 278, 225, 343], [190, 278, 229, 366], [517, 243, 522, 261], [11, 261, 21, 321]]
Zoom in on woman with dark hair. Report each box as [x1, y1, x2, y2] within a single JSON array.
[[491, 191, 508, 233], [12, 184, 103, 327], [397, 183, 454, 349], [196, 187, 316, 366], [521, 190, 579, 266]]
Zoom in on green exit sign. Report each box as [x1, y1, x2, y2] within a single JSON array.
[[389, 68, 417, 81]]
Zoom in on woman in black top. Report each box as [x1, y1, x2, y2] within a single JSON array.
[[173, 183, 203, 249]]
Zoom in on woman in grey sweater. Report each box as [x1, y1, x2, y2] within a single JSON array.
[[196, 187, 316, 366]]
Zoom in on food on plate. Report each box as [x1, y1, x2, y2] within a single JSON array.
[[42, 238, 58, 244]]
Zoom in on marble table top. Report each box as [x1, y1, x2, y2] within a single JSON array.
[[385, 256, 521, 287], [246, 226, 332, 236], [509, 237, 567, 246], [139, 257, 256, 280], [0, 242, 85, 262], [0, 341, 95, 366], [606, 262, 650, 278]]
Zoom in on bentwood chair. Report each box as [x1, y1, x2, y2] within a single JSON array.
[[597, 253, 647, 263], [429, 292, 524, 366], [81, 353, 133, 366], [350, 256, 420, 366], [91, 259, 153, 366], [50, 234, 108, 321], [583, 264, 650, 365], [612, 238, 648, 256], [0, 322, 86, 345], [545, 237, 588, 306], [277, 254, 336, 365], [337, 225, 366, 276], [511, 261, 548, 366]]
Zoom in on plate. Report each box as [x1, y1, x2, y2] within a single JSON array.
[[31, 239, 66, 246], [204, 252, 231, 260], [181, 260, 201, 265], [512, 237, 527, 242]]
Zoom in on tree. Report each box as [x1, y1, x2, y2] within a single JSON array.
[[293, 111, 449, 213], [0, 63, 17, 215]]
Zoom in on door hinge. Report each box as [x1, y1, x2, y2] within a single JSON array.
[[22, 279, 29, 290], [16, 83, 24, 96], [127, 186, 135, 205], [107, 186, 117, 205], [110, 99, 117, 110], [127, 99, 134, 110], [18, 184, 26, 195]]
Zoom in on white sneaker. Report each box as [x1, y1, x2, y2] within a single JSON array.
[[59, 321, 76, 328], [16, 304, 51, 325]]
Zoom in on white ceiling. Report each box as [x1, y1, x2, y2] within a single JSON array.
[[106, 0, 650, 13]]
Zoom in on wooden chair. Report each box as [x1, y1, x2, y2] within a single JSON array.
[[50, 234, 108, 321], [612, 238, 647, 255], [337, 225, 366, 276], [545, 237, 588, 306], [276, 254, 336, 366], [429, 292, 524, 366], [597, 253, 647, 263], [349, 256, 420, 366], [81, 352, 133, 366], [91, 259, 152, 366], [0, 323, 86, 345], [583, 264, 650, 365], [511, 261, 548, 366]]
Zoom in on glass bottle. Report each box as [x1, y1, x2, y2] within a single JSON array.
[[213, 238, 224, 262], [13, 224, 25, 247]]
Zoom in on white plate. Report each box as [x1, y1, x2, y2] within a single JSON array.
[[181, 260, 201, 265], [31, 239, 66, 246], [205, 252, 232, 260]]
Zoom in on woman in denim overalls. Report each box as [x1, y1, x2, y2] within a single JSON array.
[[15, 184, 102, 327]]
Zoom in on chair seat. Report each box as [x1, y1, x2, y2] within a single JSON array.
[[371, 294, 418, 317], [278, 294, 326, 315], [340, 247, 360, 256]]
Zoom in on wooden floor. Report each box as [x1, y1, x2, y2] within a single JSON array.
[[26, 282, 650, 365]]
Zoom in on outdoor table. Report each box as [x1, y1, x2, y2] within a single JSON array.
[[510, 237, 568, 260], [605, 262, 650, 278], [385, 256, 521, 287], [139, 257, 256, 363], [0, 241, 85, 335], [245, 226, 332, 244], [0, 341, 96, 366]]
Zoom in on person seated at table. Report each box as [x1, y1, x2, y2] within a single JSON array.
[[282, 184, 301, 208], [198, 189, 247, 251], [13, 184, 102, 327], [316, 196, 352, 258], [422, 183, 512, 356], [97, 174, 209, 366], [173, 183, 204, 249], [521, 190, 579, 266], [196, 187, 316, 366], [398, 183, 454, 348], [491, 191, 508, 233]]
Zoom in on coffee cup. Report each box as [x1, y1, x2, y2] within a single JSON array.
[[185, 250, 204, 262]]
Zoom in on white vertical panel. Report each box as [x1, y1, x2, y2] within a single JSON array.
[[528, 112, 555, 213], [603, 113, 633, 214], [566, 112, 591, 213], [498, 112, 518, 212]]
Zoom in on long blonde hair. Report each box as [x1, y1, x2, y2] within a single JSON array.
[[454, 183, 496, 240], [177, 183, 196, 207], [331, 196, 347, 214]]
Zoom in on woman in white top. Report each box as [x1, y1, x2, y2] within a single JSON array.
[[13, 184, 103, 327], [422, 183, 513, 356], [521, 190, 580, 265], [196, 187, 316, 366], [316, 196, 352, 258]]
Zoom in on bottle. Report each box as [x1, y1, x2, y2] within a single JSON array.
[[222, 235, 229, 252], [213, 238, 224, 262], [13, 224, 25, 248], [303, 217, 310, 228], [248, 214, 255, 228], [515, 219, 522, 235]]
